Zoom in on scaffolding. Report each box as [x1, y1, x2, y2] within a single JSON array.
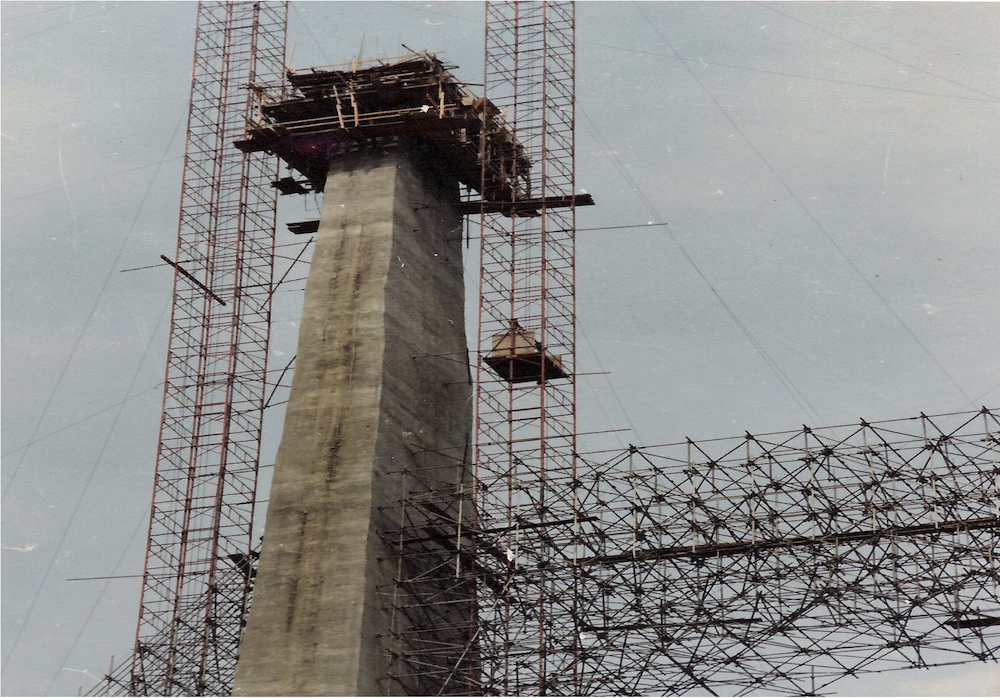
[[472, 3, 580, 694], [114, 3, 287, 694], [237, 52, 529, 204], [386, 405, 999, 694], [86, 3, 1000, 696]]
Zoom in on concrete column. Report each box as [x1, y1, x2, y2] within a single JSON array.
[[233, 144, 472, 696]]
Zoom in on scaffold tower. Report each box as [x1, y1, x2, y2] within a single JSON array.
[[95, 3, 288, 695]]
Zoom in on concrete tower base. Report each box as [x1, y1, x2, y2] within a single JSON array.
[[232, 144, 472, 696]]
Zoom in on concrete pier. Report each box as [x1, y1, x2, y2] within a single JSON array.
[[232, 144, 472, 696]]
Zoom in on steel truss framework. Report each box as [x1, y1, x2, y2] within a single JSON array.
[[98, 3, 288, 695], [387, 405, 999, 695], [560, 407, 1000, 695]]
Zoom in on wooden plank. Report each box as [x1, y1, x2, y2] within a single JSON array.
[[453, 193, 596, 215]]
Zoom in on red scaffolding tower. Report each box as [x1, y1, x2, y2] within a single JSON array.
[[474, 2, 580, 693], [113, 3, 288, 694]]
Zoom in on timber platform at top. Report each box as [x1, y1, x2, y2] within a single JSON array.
[[235, 52, 594, 217]]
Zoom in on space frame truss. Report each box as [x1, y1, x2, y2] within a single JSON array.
[[559, 407, 1000, 695], [387, 403, 998, 695]]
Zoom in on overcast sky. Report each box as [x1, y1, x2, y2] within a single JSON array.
[[2, 1, 998, 696]]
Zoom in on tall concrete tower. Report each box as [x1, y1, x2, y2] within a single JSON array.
[[230, 54, 526, 696]]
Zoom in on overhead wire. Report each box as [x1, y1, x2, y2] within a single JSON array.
[[0, 383, 163, 458], [587, 40, 998, 104], [2, 102, 186, 680], [577, 319, 640, 447], [756, 2, 999, 101], [2, 156, 185, 203], [1, 111, 186, 502], [578, 107, 825, 424], [970, 382, 1000, 405], [0, 4, 71, 23], [1, 356, 301, 459], [382, 1, 997, 104], [1, 3, 123, 47], [635, 1, 974, 405], [291, 2, 332, 64], [2, 293, 171, 673], [449, 221, 672, 242], [42, 508, 150, 696], [751, 325, 910, 412]]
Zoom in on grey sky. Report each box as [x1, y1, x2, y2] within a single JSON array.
[[2, 1, 998, 696]]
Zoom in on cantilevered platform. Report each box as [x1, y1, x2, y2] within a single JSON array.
[[236, 53, 531, 202]]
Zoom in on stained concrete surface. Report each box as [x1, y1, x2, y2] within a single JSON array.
[[233, 144, 472, 696]]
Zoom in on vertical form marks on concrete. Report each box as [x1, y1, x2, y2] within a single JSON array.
[[233, 142, 472, 697]]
